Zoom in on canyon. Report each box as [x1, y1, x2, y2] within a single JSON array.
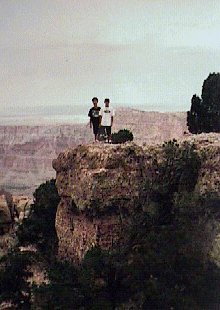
[[0, 109, 187, 196]]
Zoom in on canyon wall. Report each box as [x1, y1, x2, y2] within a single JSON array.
[[53, 143, 150, 263], [0, 109, 187, 196], [53, 134, 220, 263], [0, 124, 93, 195]]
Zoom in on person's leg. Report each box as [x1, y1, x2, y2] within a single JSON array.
[[106, 126, 111, 143], [93, 124, 99, 142]]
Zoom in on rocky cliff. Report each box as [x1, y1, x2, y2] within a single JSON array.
[[0, 109, 187, 196], [53, 133, 220, 263], [52, 144, 150, 263], [0, 192, 33, 257]]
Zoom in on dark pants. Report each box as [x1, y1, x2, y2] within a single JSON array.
[[102, 126, 111, 136], [93, 122, 99, 135]]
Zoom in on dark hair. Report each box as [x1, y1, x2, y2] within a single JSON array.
[[104, 98, 110, 103], [92, 97, 98, 102]]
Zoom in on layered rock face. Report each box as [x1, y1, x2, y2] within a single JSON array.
[[53, 144, 150, 263], [53, 133, 220, 263], [0, 124, 93, 195], [114, 109, 187, 145], [0, 109, 187, 196]]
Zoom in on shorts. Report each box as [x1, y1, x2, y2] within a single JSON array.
[[102, 126, 111, 136]]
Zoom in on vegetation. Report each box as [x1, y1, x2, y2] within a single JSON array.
[[1, 142, 220, 309], [111, 129, 133, 144], [17, 179, 60, 257], [0, 250, 32, 308], [32, 261, 87, 309], [187, 73, 220, 133]]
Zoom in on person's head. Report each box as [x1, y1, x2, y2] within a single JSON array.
[[92, 97, 98, 107], [104, 98, 110, 107]]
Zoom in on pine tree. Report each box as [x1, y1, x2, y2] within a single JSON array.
[[187, 73, 220, 133]]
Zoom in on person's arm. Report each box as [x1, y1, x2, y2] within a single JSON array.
[[111, 109, 115, 127], [88, 109, 92, 128], [99, 109, 102, 127]]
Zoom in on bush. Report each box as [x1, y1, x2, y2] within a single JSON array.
[[17, 179, 60, 258], [32, 261, 86, 309], [144, 139, 201, 224], [0, 251, 32, 307], [112, 129, 133, 144]]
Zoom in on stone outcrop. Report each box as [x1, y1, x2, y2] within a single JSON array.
[[53, 133, 220, 264], [53, 143, 152, 263], [0, 193, 33, 257], [0, 109, 187, 196], [0, 194, 12, 235]]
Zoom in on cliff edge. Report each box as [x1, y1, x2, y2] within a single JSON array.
[[53, 133, 220, 263]]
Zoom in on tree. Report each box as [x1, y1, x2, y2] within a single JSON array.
[[17, 179, 60, 258], [187, 73, 220, 133], [187, 94, 202, 133]]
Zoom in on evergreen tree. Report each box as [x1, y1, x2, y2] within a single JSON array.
[[187, 73, 220, 133], [187, 94, 202, 133], [17, 179, 60, 258]]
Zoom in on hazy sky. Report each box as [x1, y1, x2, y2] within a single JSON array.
[[1, 0, 220, 116]]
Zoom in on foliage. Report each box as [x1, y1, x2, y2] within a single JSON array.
[[122, 192, 220, 309], [187, 73, 220, 133], [80, 246, 129, 309], [17, 179, 60, 257], [0, 250, 32, 308], [111, 129, 134, 144], [32, 260, 87, 309], [2, 142, 220, 309], [144, 139, 201, 224]]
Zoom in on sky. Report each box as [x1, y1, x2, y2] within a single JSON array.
[[1, 0, 220, 120]]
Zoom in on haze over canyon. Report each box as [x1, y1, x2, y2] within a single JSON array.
[[0, 109, 187, 196]]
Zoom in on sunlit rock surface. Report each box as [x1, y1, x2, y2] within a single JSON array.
[[53, 134, 220, 263]]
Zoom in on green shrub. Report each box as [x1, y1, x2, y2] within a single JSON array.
[[0, 251, 32, 307], [17, 179, 60, 257], [112, 129, 133, 144], [32, 261, 86, 310]]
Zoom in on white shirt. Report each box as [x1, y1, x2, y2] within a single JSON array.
[[100, 107, 115, 126]]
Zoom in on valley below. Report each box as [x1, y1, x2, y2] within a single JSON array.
[[0, 109, 187, 196]]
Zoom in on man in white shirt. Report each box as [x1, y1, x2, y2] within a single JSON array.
[[99, 98, 115, 143]]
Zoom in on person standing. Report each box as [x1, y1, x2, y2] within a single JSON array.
[[100, 98, 115, 143], [88, 97, 101, 142]]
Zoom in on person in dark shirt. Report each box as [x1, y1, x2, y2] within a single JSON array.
[[88, 97, 101, 142]]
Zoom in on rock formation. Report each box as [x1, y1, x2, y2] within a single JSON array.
[[0, 194, 12, 235], [53, 143, 151, 263], [53, 133, 220, 263], [0, 124, 93, 196], [0, 193, 33, 257], [0, 109, 187, 196]]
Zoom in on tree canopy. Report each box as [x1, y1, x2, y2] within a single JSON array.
[[187, 73, 220, 133]]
